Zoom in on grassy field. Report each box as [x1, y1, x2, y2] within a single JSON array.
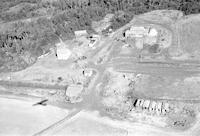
[[178, 14, 200, 55], [0, 97, 68, 135]]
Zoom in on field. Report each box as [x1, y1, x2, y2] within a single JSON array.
[[51, 114, 128, 136], [1, 9, 200, 135], [178, 14, 200, 58], [0, 97, 68, 135]]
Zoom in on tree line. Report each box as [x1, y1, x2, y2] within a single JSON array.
[[0, 0, 200, 72]]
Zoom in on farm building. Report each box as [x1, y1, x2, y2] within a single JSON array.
[[148, 28, 158, 37], [56, 43, 71, 60], [161, 102, 170, 115], [125, 26, 149, 38], [143, 100, 151, 110], [83, 69, 93, 77], [88, 34, 100, 48], [133, 98, 171, 116], [135, 38, 144, 49], [137, 99, 145, 107], [156, 102, 162, 115], [65, 85, 83, 99], [75, 30, 88, 37], [144, 36, 157, 45], [149, 101, 157, 112]]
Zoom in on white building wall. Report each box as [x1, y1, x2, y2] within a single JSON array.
[[56, 43, 71, 60], [75, 30, 88, 37]]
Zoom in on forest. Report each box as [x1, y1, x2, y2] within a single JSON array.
[[0, 0, 200, 72]]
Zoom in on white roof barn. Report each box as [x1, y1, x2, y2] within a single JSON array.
[[75, 30, 88, 37], [126, 26, 149, 38], [65, 85, 83, 98], [148, 28, 158, 37], [56, 43, 71, 60], [83, 69, 93, 77]]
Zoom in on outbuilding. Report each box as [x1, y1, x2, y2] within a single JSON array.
[[156, 102, 162, 115], [162, 102, 170, 114], [88, 34, 99, 48], [148, 28, 158, 37], [139, 99, 145, 107], [135, 99, 144, 107], [135, 38, 144, 49], [149, 101, 157, 112], [83, 69, 93, 77]]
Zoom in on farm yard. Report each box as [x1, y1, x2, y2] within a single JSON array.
[[1, 9, 200, 136]]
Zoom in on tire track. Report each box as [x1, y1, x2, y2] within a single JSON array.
[[33, 109, 81, 136]]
